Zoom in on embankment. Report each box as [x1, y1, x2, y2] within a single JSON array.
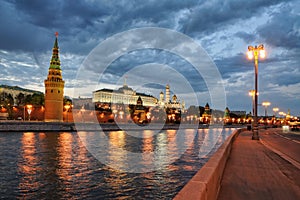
[[174, 128, 245, 200]]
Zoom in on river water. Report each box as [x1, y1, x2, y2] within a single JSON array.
[[0, 128, 235, 199]]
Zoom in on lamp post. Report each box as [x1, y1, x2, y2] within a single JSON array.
[[64, 104, 71, 122], [27, 105, 32, 121], [247, 44, 265, 140], [262, 101, 271, 129], [272, 107, 279, 124], [248, 90, 255, 115], [272, 107, 279, 117], [262, 101, 271, 117], [23, 105, 25, 121]]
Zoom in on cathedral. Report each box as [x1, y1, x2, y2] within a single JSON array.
[[157, 84, 185, 111], [44, 33, 65, 122]]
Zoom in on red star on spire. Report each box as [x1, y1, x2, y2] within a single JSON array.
[[55, 32, 59, 37]]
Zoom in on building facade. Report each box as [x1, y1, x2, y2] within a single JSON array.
[[44, 33, 65, 122], [157, 84, 184, 110], [93, 83, 158, 107]]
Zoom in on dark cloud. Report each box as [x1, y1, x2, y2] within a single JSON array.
[[257, 2, 300, 49], [235, 32, 255, 44], [214, 53, 252, 79], [181, 0, 289, 36], [13, 0, 109, 30]]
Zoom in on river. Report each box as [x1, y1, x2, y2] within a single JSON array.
[[0, 128, 236, 199]]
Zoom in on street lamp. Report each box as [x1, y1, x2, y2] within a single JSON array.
[[247, 44, 265, 140], [27, 105, 32, 121], [273, 107, 279, 117], [262, 101, 271, 117], [64, 104, 71, 122], [272, 107, 279, 124]]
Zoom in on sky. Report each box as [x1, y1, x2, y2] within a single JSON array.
[[0, 0, 299, 116]]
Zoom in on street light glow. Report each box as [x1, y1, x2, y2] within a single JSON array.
[[247, 51, 253, 60], [64, 104, 71, 110], [249, 90, 255, 97], [248, 90, 259, 97], [262, 101, 271, 107], [260, 49, 266, 58]]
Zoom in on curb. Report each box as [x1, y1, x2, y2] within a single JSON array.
[[174, 128, 245, 200]]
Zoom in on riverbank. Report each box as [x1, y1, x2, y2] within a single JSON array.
[[0, 121, 245, 132]]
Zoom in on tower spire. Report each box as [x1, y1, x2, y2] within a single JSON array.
[[50, 32, 61, 69]]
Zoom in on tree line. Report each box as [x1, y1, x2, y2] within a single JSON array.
[[0, 92, 44, 107]]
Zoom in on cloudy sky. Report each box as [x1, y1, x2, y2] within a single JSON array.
[[0, 0, 299, 116]]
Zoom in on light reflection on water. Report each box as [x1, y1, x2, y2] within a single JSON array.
[[0, 128, 235, 199]]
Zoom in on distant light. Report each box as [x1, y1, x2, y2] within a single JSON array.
[[262, 101, 271, 107]]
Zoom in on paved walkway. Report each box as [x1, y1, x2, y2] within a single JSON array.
[[218, 130, 300, 200]]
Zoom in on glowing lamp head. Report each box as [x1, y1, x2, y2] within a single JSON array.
[[259, 49, 266, 58], [262, 101, 271, 107], [247, 50, 253, 60], [64, 105, 71, 110]]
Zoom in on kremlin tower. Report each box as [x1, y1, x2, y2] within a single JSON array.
[[44, 32, 65, 122]]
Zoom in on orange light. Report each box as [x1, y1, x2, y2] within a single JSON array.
[[249, 90, 255, 96], [64, 104, 71, 110]]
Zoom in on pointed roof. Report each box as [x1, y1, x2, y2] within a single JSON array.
[[137, 96, 143, 104], [205, 103, 210, 109], [49, 32, 61, 70], [53, 37, 58, 48]]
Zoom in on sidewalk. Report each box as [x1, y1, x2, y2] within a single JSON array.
[[217, 130, 300, 200]]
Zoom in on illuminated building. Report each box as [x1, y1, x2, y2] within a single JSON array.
[[132, 96, 147, 124], [93, 82, 158, 107], [44, 33, 65, 122], [202, 103, 211, 123], [158, 84, 184, 110]]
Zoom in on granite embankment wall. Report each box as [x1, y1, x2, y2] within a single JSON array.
[[0, 122, 211, 132], [0, 122, 244, 132], [174, 128, 245, 200], [0, 121, 76, 132]]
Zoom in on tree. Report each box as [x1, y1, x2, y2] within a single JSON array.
[[15, 93, 25, 106], [31, 93, 44, 106], [0, 92, 13, 107]]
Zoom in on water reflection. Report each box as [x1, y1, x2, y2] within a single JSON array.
[[1, 128, 236, 199], [108, 131, 127, 170], [56, 133, 73, 187], [18, 132, 40, 196]]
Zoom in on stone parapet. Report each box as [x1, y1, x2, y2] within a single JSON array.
[[174, 128, 245, 200]]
